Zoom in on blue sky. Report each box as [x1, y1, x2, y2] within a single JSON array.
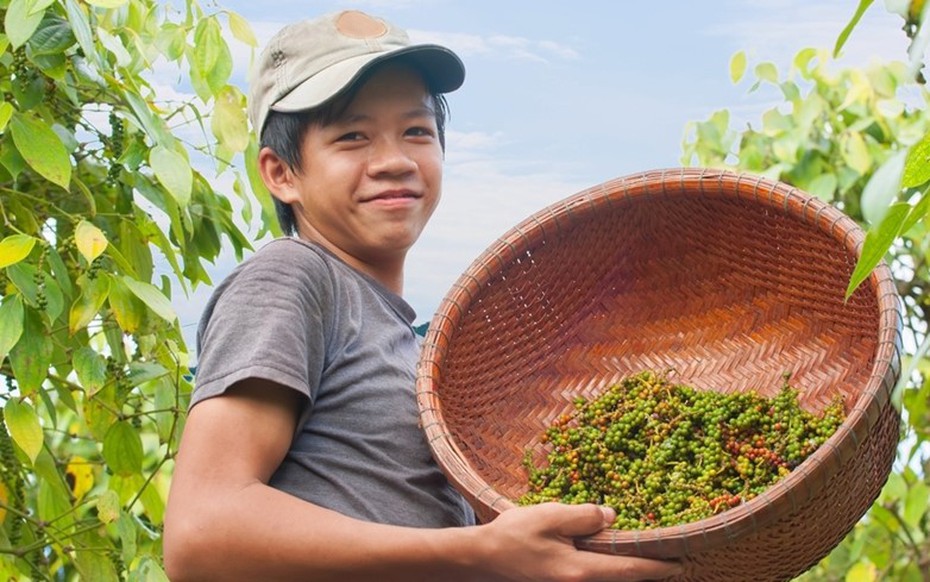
[[163, 1, 913, 351]]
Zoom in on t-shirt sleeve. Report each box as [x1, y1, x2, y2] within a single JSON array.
[[190, 240, 332, 409]]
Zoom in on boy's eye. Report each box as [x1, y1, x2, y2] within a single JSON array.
[[337, 132, 365, 142], [406, 127, 434, 137]]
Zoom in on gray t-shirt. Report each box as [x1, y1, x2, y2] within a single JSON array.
[[192, 238, 474, 528]]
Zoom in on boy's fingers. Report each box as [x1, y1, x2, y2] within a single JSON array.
[[536, 503, 614, 537]]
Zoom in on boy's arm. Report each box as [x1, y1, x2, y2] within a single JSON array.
[[163, 378, 683, 582]]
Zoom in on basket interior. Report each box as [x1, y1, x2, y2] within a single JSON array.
[[433, 187, 880, 502]]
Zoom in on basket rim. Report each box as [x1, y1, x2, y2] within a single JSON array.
[[416, 167, 903, 554]]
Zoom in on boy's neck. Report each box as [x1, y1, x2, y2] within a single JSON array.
[[300, 235, 406, 295]]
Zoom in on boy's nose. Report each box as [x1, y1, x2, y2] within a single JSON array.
[[367, 138, 417, 176]]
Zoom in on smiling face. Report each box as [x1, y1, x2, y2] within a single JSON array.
[[265, 61, 443, 287]]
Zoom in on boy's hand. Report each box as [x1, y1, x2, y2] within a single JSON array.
[[473, 502, 683, 582]]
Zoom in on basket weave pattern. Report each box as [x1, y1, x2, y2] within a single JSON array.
[[417, 168, 902, 581]]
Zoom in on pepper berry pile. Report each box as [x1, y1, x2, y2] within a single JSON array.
[[517, 370, 846, 530]]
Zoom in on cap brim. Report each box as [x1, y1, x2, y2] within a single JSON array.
[[272, 44, 465, 114]]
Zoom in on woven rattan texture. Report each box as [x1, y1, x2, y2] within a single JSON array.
[[417, 168, 902, 581]]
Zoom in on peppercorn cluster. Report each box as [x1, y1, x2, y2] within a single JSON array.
[[517, 370, 845, 530]]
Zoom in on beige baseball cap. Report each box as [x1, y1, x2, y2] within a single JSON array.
[[248, 10, 466, 137]]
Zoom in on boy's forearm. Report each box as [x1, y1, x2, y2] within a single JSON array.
[[165, 480, 485, 582]]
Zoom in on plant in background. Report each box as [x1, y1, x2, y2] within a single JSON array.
[[681, 1, 930, 575], [0, 0, 273, 579]]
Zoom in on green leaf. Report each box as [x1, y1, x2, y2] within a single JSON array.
[[903, 482, 929, 528], [0, 234, 36, 268], [834, 0, 875, 58], [117, 512, 137, 565], [102, 421, 143, 475], [150, 145, 192, 207], [793, 47, 819, 77], [0, 102, 13, 133], [69, 274, 110, 334], [755, 62, 778, 84], [36, 469, 73, 528], [126, 361, 168, 388], [122, 276, 177, 323], [9, 307, 52, 395], [7, 262, 39, 305], [72, 346, 108, 397], [4, 399, 44, 464], [65, 0, 101, 71], [74, 220, 108, 263], [9, 113, 72, 189], [42, 276, 63, 325], [903, 130, 930, 187], [806, 173, 838, 202], [85, 0, 128, 6], [28, 14, 75, 56], [245, 135, 282, 238], [0, 295, 24, 363], [227, 11, 258, 46], [861, 150, 906, 224], [5, 0, 45, 49], [211, 85, 249, 152], [29, 0, 55, 14], [124, 91, 173, 148], [190, 16, 231, 98], [74, 542, 119, 582], [155, 22, 187, 61], [132, 557, 171, 582], [846, 202, 910, 299], [97, 27, 132, 67]]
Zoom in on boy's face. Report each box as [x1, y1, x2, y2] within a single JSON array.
[[283, 62, 443, 272]]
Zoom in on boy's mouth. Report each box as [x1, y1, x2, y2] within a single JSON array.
[[364, 189, 420, 202]]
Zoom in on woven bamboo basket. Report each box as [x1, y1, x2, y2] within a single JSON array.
[[416, 168, 903, 581]]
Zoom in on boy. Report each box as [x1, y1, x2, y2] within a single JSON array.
[[163, 10, 683, 581]]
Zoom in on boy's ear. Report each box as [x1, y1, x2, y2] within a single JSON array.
[[258, 147, 301, 204]]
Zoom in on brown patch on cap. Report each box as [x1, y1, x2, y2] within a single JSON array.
[[336, 11, 388, 39]]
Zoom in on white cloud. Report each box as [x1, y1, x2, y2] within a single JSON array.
[[411, 29, 579, 63], [706, 0, 910, 69]]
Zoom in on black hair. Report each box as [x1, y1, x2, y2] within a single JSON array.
[[259, 60, 451, 237]]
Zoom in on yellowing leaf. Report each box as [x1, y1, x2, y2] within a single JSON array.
[[4, 399, 44, 464], [845, 560, 877, 582], [150, 145, 191, 207], [212, 85, 249, 153], [10, 112, 72, 189], [842, 132, 873, 176], [0, 481, 7, 522], [0, 234, 36, 268], [729, 51, 747, 84], [227, 11, 257, 46], [74, 220, 108, 263], [65, 455, 94, 501], [69, 274, 110, 334], [96, 489, 120, 524], [108, 276, 144, 333]]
